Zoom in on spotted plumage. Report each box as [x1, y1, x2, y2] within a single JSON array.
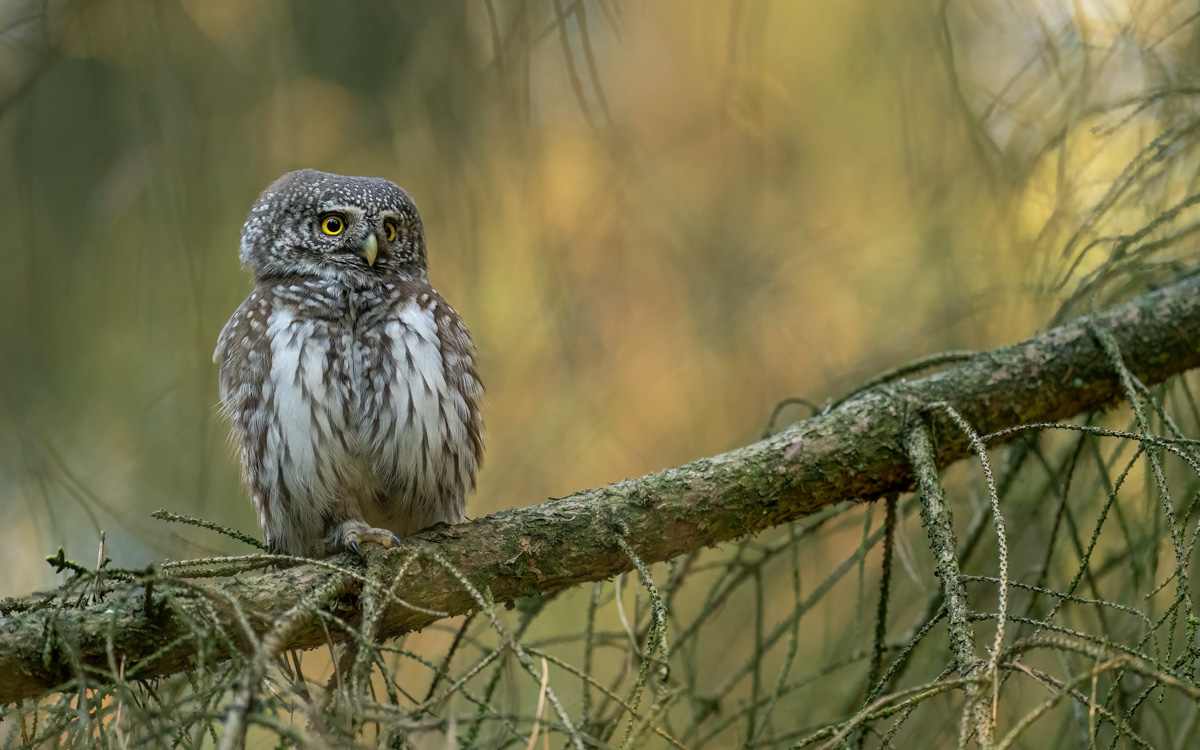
[[215, 169, 483, 557]]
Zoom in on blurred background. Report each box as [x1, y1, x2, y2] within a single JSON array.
[[4, 1, 1200, 746], [0, 0, 1156, 594]]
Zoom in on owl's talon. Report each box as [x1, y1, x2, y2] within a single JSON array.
[[332, 522, 404, 558]]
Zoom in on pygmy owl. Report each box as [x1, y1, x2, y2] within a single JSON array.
[[214, 169, 484, 557]]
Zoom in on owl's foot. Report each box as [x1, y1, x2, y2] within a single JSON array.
[[325, 520, 403, 558]]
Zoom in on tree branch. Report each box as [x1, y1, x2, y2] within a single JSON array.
[[3, 273, 1200, 705]]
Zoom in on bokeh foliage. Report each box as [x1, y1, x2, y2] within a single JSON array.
[[4, 0, 1200, 748]]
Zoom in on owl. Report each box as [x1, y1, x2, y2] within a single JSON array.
[[214, 169, 484, 557]]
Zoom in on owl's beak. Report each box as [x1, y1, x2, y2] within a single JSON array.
[[358, 233, 379, 267]]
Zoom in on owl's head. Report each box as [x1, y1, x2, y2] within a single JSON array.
[[240, 169, 428, 282]]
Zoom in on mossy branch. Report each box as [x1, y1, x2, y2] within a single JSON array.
[[3, 274, 1200, 706]]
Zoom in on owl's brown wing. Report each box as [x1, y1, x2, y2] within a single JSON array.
[[432, 297, 485, 486], [214, 290, 277, 546]]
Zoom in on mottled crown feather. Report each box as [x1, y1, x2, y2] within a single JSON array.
[[239, 169, 428, 282]]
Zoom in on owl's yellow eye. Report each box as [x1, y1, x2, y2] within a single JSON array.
[[384, 221, 397, 242], [320, 215, 345, 236]]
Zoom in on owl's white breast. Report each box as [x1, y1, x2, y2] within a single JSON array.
[[262, 289, 470, 538], [363, 299, 461, 502], [264, 305, 356, 532]]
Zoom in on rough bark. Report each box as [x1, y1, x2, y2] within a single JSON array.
[[2, 273, 1200, 705]]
